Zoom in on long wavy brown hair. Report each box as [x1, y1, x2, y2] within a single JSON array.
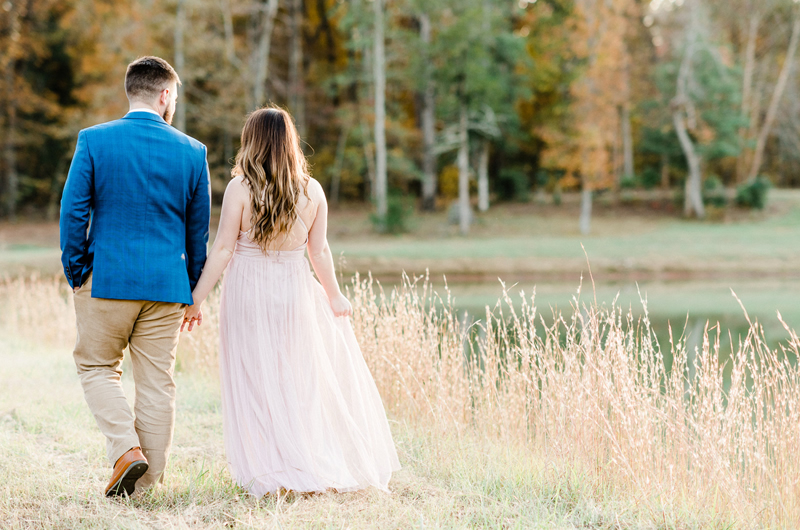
[[234, 106, 310, 251]]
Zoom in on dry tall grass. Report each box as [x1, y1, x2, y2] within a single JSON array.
[[348, 274, 800, 527], [2, 272, 798, 527]]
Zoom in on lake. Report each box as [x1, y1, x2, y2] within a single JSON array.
[[393, 276, 800, 355]]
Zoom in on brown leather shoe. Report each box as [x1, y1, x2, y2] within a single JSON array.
[[105, 447, 148, 497]]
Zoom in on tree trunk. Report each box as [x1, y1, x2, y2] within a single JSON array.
[[221, 0, 238, 66], [3, 5, 20, 220], [420, 13, 437, 212], [736, 13, 759, 182], [360, 118, 376, 201], [4, 82, 17, 221], [373, 0, 387, 223], [747, 17, 800, 181], [46, 157, 67, 222], [674, 108, 704, 217], [174, 0, 187, 132], [622, 104, 634, 179], [223, 128, 234, 166], [660, 153, 669, 190], [458, 102, 470, 235], [357, 14, 376, 202], [289, 0, 306, 141], [672, 22, 704, 218], [330, 122, 349, 206], [611, 108, 621, 204], [579, 183, 592, 236], [478, 138, 489, 212], [251, 0, 280, 110]]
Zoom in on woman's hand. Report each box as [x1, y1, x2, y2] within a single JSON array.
[[181, 303, 203, 332], [329, 293, 352, 317]]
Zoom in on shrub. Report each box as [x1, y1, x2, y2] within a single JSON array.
[[370, 192, 414, 234], [735, 176, 771, 210], [641, 167, 662, 189], [496, 168, 530, 202], [552, 187, 562, 206], [703, 174, 727, 207], [438, 165, 459, 200], [619, 174, 640, 189]]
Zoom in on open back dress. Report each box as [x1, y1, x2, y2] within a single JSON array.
[[218, 210, 400, 495]]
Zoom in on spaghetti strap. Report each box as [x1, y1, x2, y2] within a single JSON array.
[[292, 214, 309, 251], [296, 215, 309, 233]]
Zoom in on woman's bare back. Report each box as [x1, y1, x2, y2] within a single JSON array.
[[237, 177, 317, 252]]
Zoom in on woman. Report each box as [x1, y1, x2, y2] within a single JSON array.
[[183, 107, 400, 495]]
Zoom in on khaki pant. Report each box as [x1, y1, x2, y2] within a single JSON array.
[[73, 273, 185, 490]]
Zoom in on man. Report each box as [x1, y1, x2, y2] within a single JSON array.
[[59, 56, 211, 497]]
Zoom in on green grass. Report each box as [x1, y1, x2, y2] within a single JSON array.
[[4, 190, 800, 280], [328, 190, 800, 263], [0, 336, 735, 529]]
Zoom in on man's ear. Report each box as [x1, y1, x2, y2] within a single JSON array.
[[160, 88, 170, 105]]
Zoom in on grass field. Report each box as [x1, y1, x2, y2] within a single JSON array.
[[2, 192, 800, 527], [2, 275, 800, 528], [0, 336, 701, 529], [329, 189, 800, 279]]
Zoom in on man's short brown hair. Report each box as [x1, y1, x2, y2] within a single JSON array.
[[125, 56, 181, 102]]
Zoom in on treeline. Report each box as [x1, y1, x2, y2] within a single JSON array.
[[1, 0, 799, 232]]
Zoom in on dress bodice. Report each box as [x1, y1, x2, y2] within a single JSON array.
[[234, 216, 309, 262]]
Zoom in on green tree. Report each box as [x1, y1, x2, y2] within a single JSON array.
[[644, 1, 744, 216], [426, 0, 527, 234]]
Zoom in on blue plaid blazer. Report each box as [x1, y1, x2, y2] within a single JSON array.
[[59, 111, 211, 305]]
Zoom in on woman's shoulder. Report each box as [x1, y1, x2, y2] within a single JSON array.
[[305, 177, 325, 202], [225, 174, 250, 201]]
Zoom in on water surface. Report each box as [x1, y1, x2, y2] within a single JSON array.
[[411, 277, 800, 354]]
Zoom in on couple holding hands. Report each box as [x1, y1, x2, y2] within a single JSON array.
[[60, 56, 399, 498]]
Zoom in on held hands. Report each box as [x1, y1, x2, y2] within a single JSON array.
[[329, 292, 352, 318], [181, 303, 203, 332]]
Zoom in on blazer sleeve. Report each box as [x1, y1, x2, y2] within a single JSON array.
[[185, 145, 211, 294], [59, 130, 94, 290]]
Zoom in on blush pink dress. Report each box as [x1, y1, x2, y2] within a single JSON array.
[[218, 217, 400, 495]]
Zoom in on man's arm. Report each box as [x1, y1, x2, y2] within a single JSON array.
[[59, 131, 94, 290], [185, 146, 212, 293]]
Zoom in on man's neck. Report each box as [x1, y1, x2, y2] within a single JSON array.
[[129, 102, 161, 115]]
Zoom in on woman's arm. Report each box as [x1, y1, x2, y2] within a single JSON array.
[[306, 179, 352, 317], [182, 177, 246, 331]]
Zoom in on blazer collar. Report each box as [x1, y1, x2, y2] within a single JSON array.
[[123, 111, 167, 124]]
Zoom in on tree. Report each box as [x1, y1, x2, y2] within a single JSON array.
[[8, 0, 800, 224], [1, 0, 22, 220], [251, 0, 281, 110], [649, 0, 744, 216], [1, 0, 79, 220], [418, 10, 437, 211], [288, 0, 306, 140], [746, 13, 800, 180], [535, 0, 637, 234], [373, 0, 387, 226], [712, 0, 800, 183], [671, 28, 705, 218], [427, 0, 526, 234], [174, 0, 187, 132]]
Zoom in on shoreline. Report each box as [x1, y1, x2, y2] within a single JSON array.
[[4, 247, 799, 285]]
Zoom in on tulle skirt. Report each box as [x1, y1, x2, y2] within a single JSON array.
[[218, 244, 400, 496]]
